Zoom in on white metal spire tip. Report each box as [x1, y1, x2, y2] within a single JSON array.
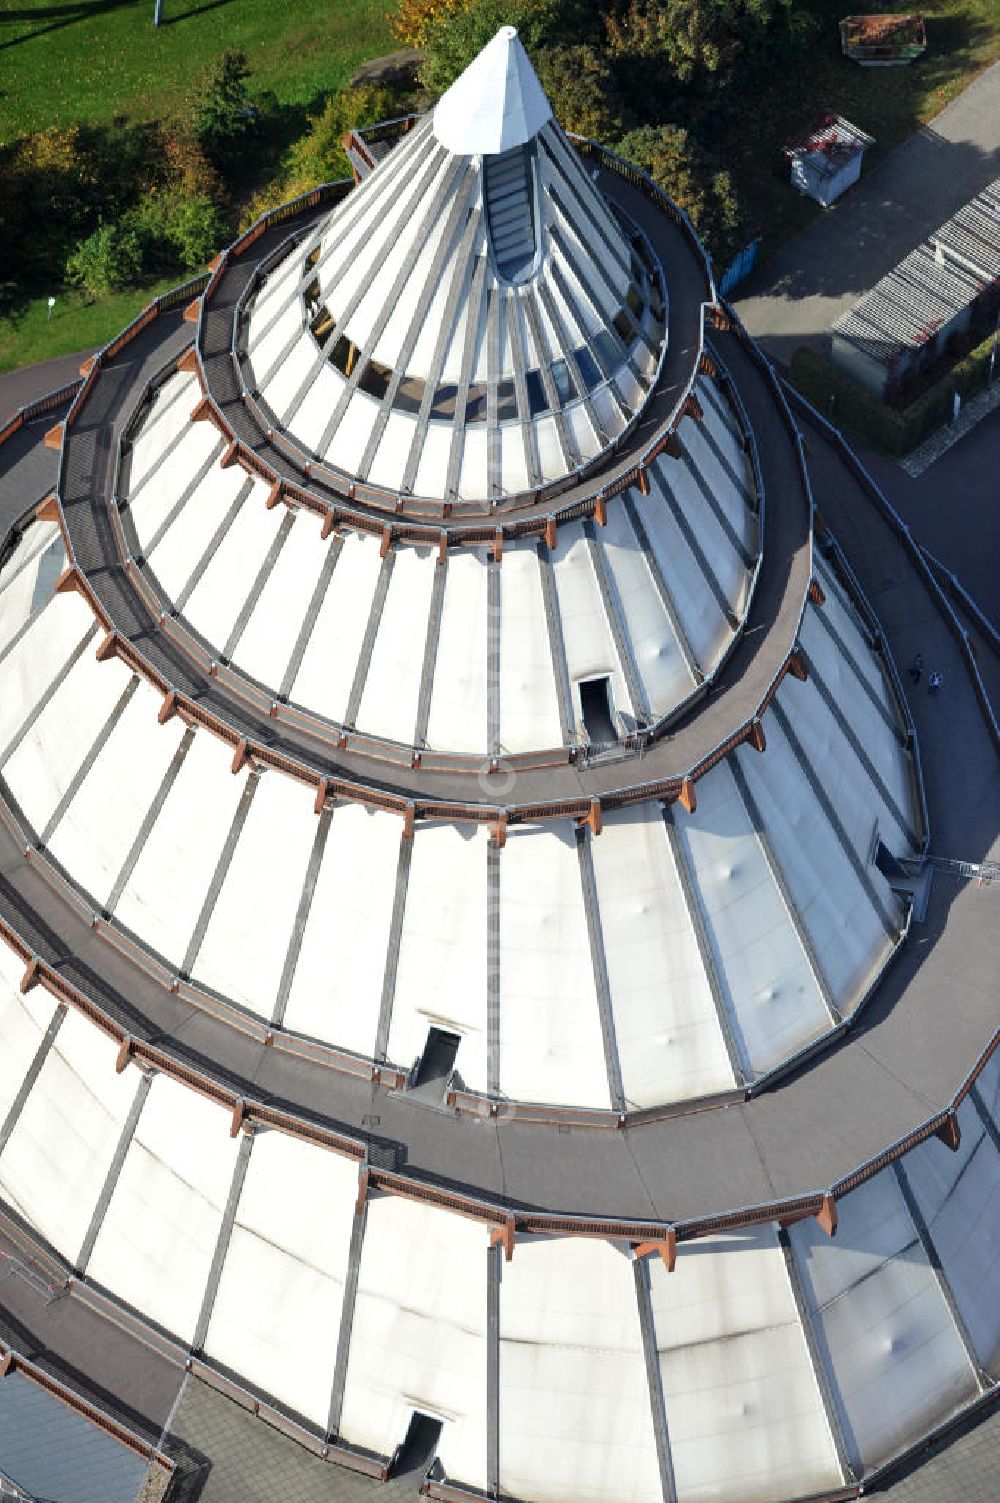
[[433, 26, 553, 157]]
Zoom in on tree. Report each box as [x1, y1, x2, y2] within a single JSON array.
[[65, 221, 143, 298], [616, 124, 744, 264], [534, 45, 630, 141], [605, 0, 788, 87], [282, 83, 400, 195], [193, 50, 254, 168], [418, 0, 560, 94]]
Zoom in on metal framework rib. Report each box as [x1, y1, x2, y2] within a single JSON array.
[[506, 289, 542, 489], [0, 1006, 65, 1157], [698, 374, 748, 464], [486, 287, 503, 499], [770, 699, 901, 938], [222, 511, 296, 662], [536, 277, 607, 443], [344, 553, 395, 728], [583, 519, 649, 722], [633, 1257, 677, 1503], [537, 541, 575, 744], [375, 834, 413, 1062], [0, 624, 99, 770], [139, 441, 225, 559], [38, 676, 141, 848], [106, 727, 195, 914], [802, 646, 919, 847], [278, 533, 345, 701], [576, 827, 625, 1112], [126, 417, 197, 504], [486, 839, 501, 1095], [173, 477, 254, 613], [76, 1070, 151, 1274], [676, 442, 755, 569], [414, 559, 447, 747], [192, 1131, 255, 1353], [661, 803, 747, 1087], [520, 291, 578, 470], [272, 803, 333, 1027], [546, 227, 636, 383], [445, 255, 490, 501], [327, 1196, 367, 1438], [486, 1242, 501, 1498], [728, 752, 842, 1026], [892, 1159, 988, 1388], [180, 771, 259, 980], [692, 406, 753, 509], [778, 1228, 859, 1484], [622, 495, 701, 686], [487, 559, 501, 755], [650, 470, 737, 628], [809, 599, 902, 740]]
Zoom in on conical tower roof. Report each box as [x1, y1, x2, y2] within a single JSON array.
[[433, 25, 552, 154]]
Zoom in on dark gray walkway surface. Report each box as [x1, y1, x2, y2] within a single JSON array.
[[0, 353, 89, 426], [0, 1368, 151, 1503], [0, 405, 71, 534], [735, 59, 1000, 366]]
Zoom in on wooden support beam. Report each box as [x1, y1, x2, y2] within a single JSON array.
[[208, 253, 224, 273], [437, 532, 448, 564], [183, 298, 201, 325], [707, 304, 731, 332], [816, 1193, 838, 1238], [230, 739, 251, 775], [265, 481, 283, 511], [54, 565, 81, 596], [489, 1215, 516, 1262], [79, 355, 96, 378], [678, 778, 697, 815], [379, 527, 393, 559], [158, 690, 179, 726], [220, 440, 239, 469], [594, 494, 608, 527], [637, 466, 650, 497], [115, 1035, 132, 1075], [785, 651, 808, 683], [747, 719, 766, 754], [683, 393, 704, 423], [229, 1098, 245, 1138], [544, 517, 558, 550], [95, 631, 119, 664], [0, 1350, 12, 1378], [19, 958, 41, 995], [356, 1165, 370, 1216], [490, 812, 508, 849], [43, 422, 64, 452], [314, 779, 329, 816], [934, 1112, 961, 1152], [492, 530, 503, 563], [189, 396, 213, 424], [578, 798, 602, 836], [662, 431, 682, 459], [36, 494, 60, 525], [634, 1228, 676, 1271], [808, 578, 826, 607], [176, 347, 199, 375], [402, 802, 415, 840], [698, 351, 718, 379]]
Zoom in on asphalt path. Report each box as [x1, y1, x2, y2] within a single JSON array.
[[0, 350, 90, 424]]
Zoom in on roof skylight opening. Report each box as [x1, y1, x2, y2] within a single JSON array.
[[484, 143, 540, 283]]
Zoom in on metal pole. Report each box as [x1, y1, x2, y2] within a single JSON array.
[[153, 0, 163, 25], [989, 309, 999, 386]]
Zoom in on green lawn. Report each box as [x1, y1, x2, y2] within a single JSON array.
[[0, 0, 394, 143], [0, 279, 182, 374]]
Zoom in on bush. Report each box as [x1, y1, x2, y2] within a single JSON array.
[[616, 123, 744, 263], [282, 83, 400, 193], [789, 338, 1000, 456], [129, 189, 225, 273], [66, 221, 143, 298]]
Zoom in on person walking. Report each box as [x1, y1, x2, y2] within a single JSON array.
[[928, 670, 943, 695], [908, 652, 924, 684]]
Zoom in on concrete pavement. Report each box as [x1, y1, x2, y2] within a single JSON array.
[[735, 58, 1000, 366]]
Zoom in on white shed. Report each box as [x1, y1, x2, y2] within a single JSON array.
[[786, 113, 874, 207]]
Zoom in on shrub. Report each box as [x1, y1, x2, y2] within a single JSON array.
[[283, 83, 400, 191], [616, 123, 744, 263], [66, 221, 143, 298], [129, 189, 225, 273]]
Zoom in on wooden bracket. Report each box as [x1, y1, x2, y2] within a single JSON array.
[[634, 1228, 676, 1271], [95, 631, 119, 664], [79, 355, 96, 378], [489, 1215, 516, 1262], [182, 298, 201, 325], [785, 651, 808, 683], [683, 393, 704, 424], [320, 511, 336, 541], [490, 811, 508, 849], [0, 1350, 12, 1378], [54, 565, 81, 596], [934, 1112, 961, 1153], [379, 527, 393, 559], [356, 1165, 370, 1216], [36, 494, 60, 525], [747, 719, 766, 754], [594, 495, 608, 527], [662, 430, 682, 459], [678, 778, 697, 815], [637, 466, 650, 497], [544, 517, 558, 550], [19, 957, 41, 995], [265, 481, 283, 511], [314, 779, 329, 816], [220, 440, 240, 469], [229, 1098, 246, 1138], [698, 351, 718, 379], [189, 396, 213, 424], [208, 253, 224, 273], [577, 798, 602, 836], [176, 347, 199, 375], [115, 1035, 133, 1075], [492, 530, 503, 563], [158, 690, 179, 726], [402, 802, 415, 840], [808, 578, 826, 607], [230, 739, 251, 775], [43, 422, 64, 452], [437, 533, 448, 564], [707, 304, 731, 332], [816, 1193, 838, 1238]]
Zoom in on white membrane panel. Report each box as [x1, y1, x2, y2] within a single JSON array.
[[814, 554, 890, 711], [282, 804, 401, 1056], [651, 1228, 841, 1503], [0, 1008, 136, 1259], [388, 824, 488, 1088], [681, 412, 754, 562], [357, 545, 437, 744], [499, 1237, 661, 1503], [130, 423, 222, 551], [232, 514, 330, 692], [143, 460, 248, 605], [499, 825, 610, 1109], [4, 649, 135, 838], [425, 550, 489, 753], [205, 1131, 357, 1426], [88, 1076, 240, 1342], [661, 456, 747, 617], [291, 531, 382, 723], [676, 758, 831, 1077], [46, 682, 187, 908], [0, 522, 62, 658], [552, 527, 631, 735], [599, 505, 695, 716], [183, 480, 284, 650], [902, 1083, 1000, 1374], [0, 591, 96, 757], [789, 1172, 978, 1469], [591, 806, 734, 1107], [127, 372, 199, 493], [736, 716, 893, 1016], [340, 1197, 488, 1488], [113, 731, 246, 965], [191, 771, 318, 1017], [499, 544, 562, 752], [640, 471, 734, 672], [0, 945, 56, 1124]]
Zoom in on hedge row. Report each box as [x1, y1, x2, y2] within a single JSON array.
[[789, 334, 1000, 456]]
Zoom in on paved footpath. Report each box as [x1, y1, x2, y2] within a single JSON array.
[[0, 350, 90, 425], [735, 58, 1000, 367]]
